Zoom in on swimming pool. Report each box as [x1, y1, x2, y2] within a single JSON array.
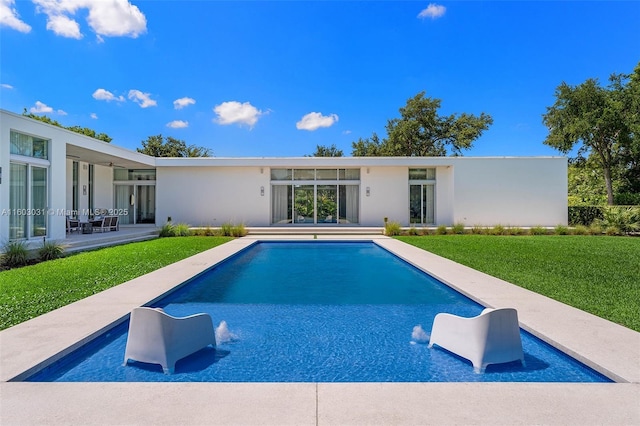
[[27, 241, 610, 383]]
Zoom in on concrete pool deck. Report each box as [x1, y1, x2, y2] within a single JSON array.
[[1, 235, 639, 425]]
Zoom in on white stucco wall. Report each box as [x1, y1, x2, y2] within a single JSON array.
[[156, 166, 270, 226], [155, 158, 566, 228], [451, 158, 567, 226]]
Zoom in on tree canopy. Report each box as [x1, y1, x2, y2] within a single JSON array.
[[351, 92, 493, 156], [307, 144, 344, 157], [137, 134, 212, 157], [22, 109, 113, 143], [542, 62, 639, 205]]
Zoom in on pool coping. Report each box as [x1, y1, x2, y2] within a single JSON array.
[[1, 235, 639, 425]]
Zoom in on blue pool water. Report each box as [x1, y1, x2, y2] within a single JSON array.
[[27, 242, 611, 383]]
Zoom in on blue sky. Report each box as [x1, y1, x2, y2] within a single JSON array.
[[1, 1, 639, 157]]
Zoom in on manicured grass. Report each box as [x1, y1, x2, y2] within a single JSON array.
[[397, 235, 640, 332], [0, 237, 232, 330]]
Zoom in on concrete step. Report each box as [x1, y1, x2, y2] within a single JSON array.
[[246, 227, 384, 235]]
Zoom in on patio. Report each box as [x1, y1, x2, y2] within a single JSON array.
[[63, 224, 159, 253]]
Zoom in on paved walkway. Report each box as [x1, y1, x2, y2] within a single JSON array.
[[1, 235, 639, 425]]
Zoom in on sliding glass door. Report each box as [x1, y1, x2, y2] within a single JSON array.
[[293, 185, 314, 223], [115, 185, 134, 224], [114, 184, 156, 224], [409, 184, 435, 225]]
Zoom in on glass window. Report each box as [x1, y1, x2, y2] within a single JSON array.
[[293, 169, 315, 180], [409, 168, 436, 180], [409, 183, 435, 225], [270, 169, 292, 180], [113, 169, 156, 181], [316, 169, 337, 180], [9, 163, 27, 240], [270, 169, 359, 224], [88, 164, 94, 212], [293, 185, 315, 223], [271, 185, 292, 223], [339, 185, 359, 224], [72, 161, 79, 213], [339, 169, 360, 180], [10, 131, 49, 159], [31, 167, 47, 237], [317, 185, 337, 223]]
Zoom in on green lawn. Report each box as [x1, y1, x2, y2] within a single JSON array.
[[397, 235, 640, 332], [0, 237, 232, 330]]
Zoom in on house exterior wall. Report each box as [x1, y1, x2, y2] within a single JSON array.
[[156, 166, 270, 226], [451, 158, 567, 226], [1, 112, 68, 245], [155, 158, 567, 228]]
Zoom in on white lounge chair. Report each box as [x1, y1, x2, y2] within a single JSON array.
[[123, 307, 216, 374], [428, 307, 525, 373]]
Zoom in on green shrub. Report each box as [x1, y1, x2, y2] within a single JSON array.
[[471, 225, 486, 235], [38, 240, 65, 261], [159, 223, 175, 237], [554, 225, 569, 235], [231, 223, 247, 237], [1, 240, 29, 268], [220, 222, 234, 236], [408, 226, 420, 236], [507, 227, 524, 236], [452, 223, 465, 234], [589, 222, 603, 235], [597, 206, 640, 234], [614, 192, 640, 205], [384, 221, 402, 236], [489, 224, 505, 235], [573, 224, 589, 235], [529, 226, 547, 236], [605, 226, 621, 236], [173, 223, 192, 237], [568, 206, 605, 226], [435, 225, 448, 235]]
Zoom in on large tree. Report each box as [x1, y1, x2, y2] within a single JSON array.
[[542, 65, 638, 205], [351, 92, 493, 157], [137, 135, 212, 157], [22, 109, 112, 143], [308, 144, 343, 157]]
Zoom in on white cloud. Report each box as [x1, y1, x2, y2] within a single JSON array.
[[30, 101, 54, 114], [213, 101, 263, 128], [342, 130, 352, 135], [167, 120, 188, 129], [418, 3, 446, 19], [29, 101, 65, 115], [46, 13, 82, 39], [128, 89, 157, 108], [33, 0, 147, 39], [90, 113, 98, 119], [296, 112, 339, 131], [1, 83, 14, 89], [92, 88, 125, 102], [173, 97, 195, 110], [0, 0, 32, 33]]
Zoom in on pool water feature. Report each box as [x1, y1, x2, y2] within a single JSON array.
[[27, 242, 611, 383]]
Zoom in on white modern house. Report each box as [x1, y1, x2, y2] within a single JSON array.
[[0, 109, 568, 245]]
